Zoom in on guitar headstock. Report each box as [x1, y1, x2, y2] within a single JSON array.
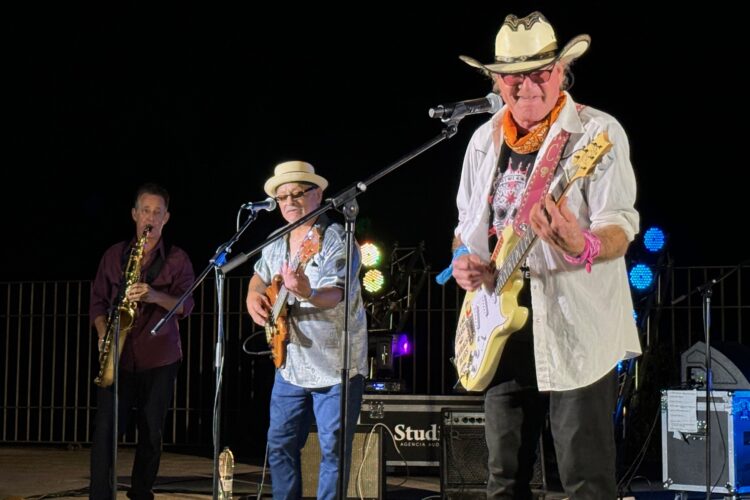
[[570, 132, 613, 182], [297, 228, 322, 268]]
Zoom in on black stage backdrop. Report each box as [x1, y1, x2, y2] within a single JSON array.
[[3, 2, 744, 281]]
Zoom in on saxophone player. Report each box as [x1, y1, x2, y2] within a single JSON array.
[[89, 182, 195, 500]]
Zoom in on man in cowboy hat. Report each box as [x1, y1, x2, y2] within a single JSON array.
[[450, 12, 641, 498], [245, 160, 368, 500]]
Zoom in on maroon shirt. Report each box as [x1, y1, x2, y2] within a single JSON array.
[[90, 238, 195, 372]]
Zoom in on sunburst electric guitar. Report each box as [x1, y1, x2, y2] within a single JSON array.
[[454, 132, 613, 391], [264, 229, 321, 368]]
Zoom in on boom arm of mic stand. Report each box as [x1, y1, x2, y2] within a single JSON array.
[[670, 263, 744, 305], [217, 117, 465, 277]]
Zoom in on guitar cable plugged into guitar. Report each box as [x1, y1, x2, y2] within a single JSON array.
[[241, 330, 273, 357]]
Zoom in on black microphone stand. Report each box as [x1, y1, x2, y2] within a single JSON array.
[[671, 262, 746, 498], [220, 115, 469, 500], [101, 271, 129, 500], [152, 208, 261, 499], [110, 311, 121, 500]]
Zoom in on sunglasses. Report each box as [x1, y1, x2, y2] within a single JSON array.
[[274, 185, 317, 203], [498, 66, 554, 86]]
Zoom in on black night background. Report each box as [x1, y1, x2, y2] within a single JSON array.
[[3, 3, 744, 280]]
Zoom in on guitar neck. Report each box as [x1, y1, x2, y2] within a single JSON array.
[[270, 253, 307, 320], [270, 285, 288, 317]]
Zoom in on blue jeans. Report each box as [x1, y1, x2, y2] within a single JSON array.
[[267, 372, 364, 500]]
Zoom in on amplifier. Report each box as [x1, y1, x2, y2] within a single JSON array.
[[358, 394, 484, 467], [441, 407, 547, 497], [441, 408, 488, 496], [661, 389, 750, 495], [300, 424, 385, 499]]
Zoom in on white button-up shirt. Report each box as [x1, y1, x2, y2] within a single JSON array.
[[455, 93, 642, 391]]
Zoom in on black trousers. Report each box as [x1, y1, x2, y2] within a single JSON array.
[[484, 329, 618, 499], [89, 361, 180, 500]]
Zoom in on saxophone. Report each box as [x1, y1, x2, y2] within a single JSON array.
[[94, 225, 152, 387]]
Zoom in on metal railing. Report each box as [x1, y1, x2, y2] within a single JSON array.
[[1, 265, 747, 447]]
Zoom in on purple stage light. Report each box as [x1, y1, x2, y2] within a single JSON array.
[[392, 333, 412, 357]]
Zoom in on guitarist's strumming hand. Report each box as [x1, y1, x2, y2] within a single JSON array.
[[529, 194, 586, 257], [452, 253, 495, 292], [246, 275, 272, 326]]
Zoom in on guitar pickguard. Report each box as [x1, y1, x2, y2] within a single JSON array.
[[454, 273, 529, 391], [455, 288, 507, 378]]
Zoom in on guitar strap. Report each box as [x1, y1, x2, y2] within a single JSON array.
[[311, 214, 332, 256], [489, 103, 588, 262], [511, 104, 588, 238], [489, 132, 569, 263], [511, 130, 571, 237]]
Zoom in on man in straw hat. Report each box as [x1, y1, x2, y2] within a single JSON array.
[[449, 12, 641, 498], [245, 161, 368, 500]]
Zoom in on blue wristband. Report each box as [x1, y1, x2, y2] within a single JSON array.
[[435, 245, 469, 285]]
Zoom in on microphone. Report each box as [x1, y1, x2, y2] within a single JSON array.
[[428, 93, 503, 121], [241, 197, 277, 212]]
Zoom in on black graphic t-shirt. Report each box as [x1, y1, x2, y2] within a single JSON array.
[[488, 146, 537, 314], [490, 147, 538, 239]]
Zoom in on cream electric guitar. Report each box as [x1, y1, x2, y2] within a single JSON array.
[[454, 132, 613, 391]]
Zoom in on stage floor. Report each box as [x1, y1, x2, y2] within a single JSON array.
[[0, 445, 442, 499], [0, 445, 722, 499]]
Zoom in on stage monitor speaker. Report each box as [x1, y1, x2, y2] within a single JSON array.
[[300, 424, 384, 499], [681, 341, 750, 389], [441, 407, 546, 498]]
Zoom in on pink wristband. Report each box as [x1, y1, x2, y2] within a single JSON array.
[[563, 230, 601, 273]]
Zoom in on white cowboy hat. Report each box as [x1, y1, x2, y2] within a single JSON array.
[[460, 11, 590, 74], [263, 160, 329, 197]]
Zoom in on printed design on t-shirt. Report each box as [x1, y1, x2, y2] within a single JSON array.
[[491, 157, 531, 235]]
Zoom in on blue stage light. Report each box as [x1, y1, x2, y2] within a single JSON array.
[[643, 226, 665, 253], [629, 263, 654, 291]]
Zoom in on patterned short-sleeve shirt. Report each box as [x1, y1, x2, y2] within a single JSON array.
[[253, 220, 368, 388]]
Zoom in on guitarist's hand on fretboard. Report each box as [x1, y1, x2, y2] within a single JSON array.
[[452, 253, 495, 292], [280, 261, 313, 301]]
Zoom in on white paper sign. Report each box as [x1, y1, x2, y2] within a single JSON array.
[[667, 390, 698, 433]]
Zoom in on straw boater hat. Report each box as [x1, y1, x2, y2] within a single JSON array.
[[263, 160, 329, 197], [460, 11, 590, 74]]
